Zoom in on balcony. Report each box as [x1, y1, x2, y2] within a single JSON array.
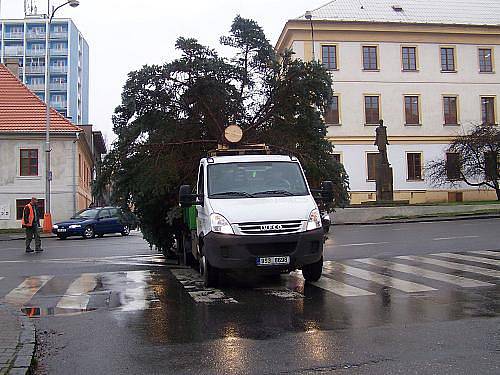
[[4, 46, 24, 56], [50, 101, 67, 109], [50, 48, 68, 56], [25, 65, 45, 74], [50, 82, 67, 91], [50, 65, 68, 74], [50, 31, 68, 39], [26, 49, 46, 57], [4, 31, 24, 40], [27, 83, 45, 91], [27, 31, 46, 39]]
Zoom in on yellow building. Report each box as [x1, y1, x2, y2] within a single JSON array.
[[276, 0, 500, 204]]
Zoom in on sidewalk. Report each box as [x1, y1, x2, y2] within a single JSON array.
[[0, 304, 36, 375], [0, 232, 55, 242], [333, 203, 500, 225]]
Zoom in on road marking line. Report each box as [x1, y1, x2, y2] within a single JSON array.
[[355, 258, 493, 288], [4, 275, 53, 306], [56, 273, 99, 310], [432, 236, 480, 241], [324, 261, 436, 292], [470, 250, 500, 258], [397, 256, 500, 279], [311, 276, 375, 297], [335, 242, 389, 247], [433, 253, 500, 267], [170, 268, 238, 304]]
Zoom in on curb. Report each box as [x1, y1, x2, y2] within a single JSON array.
[[333, 213, 500, 226], [0, 234, 56, 242], [0, 305, 36, 375]]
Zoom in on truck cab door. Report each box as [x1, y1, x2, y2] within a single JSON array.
[[196, 164, 209, 240]]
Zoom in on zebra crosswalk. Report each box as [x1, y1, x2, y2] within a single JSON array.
[[0, 250, 499, 316]]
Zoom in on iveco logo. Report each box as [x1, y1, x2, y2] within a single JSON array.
[[260, 224, 283, 231]]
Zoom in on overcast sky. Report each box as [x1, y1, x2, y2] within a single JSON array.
[[1, 0, 319, 143]]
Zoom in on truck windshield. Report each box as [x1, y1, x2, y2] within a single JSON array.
[[208, 161, 309, 198]]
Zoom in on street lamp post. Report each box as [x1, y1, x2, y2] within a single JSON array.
[[42, 0, 79, 233], [305, 11, 315, 61]]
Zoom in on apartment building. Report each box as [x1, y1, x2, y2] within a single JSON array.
[[276, 0, 500, 204], [0, 16, 89, 125]]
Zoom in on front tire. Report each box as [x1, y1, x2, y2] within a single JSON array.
[[121, 225, 130, 236], [201, 255, 218, 287], [57, 234, 67, 240], [82, 226, 95, 239], [302, 256, 323, 282]]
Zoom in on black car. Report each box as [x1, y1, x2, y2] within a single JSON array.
[[52, 207, 134, 239]]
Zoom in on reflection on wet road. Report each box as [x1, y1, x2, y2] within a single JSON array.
[[1, 250, 499, 344]]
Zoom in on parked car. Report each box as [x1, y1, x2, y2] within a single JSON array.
[[52, 207, 132, 239]]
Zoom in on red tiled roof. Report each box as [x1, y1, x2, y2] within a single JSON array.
[[0, 64, 81, 133]]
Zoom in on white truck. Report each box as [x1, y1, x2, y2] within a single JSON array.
[[179, 145, 332, 287]]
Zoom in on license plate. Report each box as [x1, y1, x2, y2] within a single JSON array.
[[256, 256, 290, 266], [58, 229, 67, 232]]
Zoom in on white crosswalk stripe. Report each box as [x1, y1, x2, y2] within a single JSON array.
[[471, 250, 500, 258], [324, 261, 436, 293], [355, 258, 493, 288], [56, 273, 99, 310], [434, 252, 500, 267], [4, 275, 53, 306], [310, 275, 375, 297], [397, 256, 500, 279]]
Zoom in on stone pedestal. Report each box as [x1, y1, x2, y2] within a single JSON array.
[[376, 161, 394, 202]]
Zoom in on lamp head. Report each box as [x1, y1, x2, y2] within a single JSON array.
[[305, 11, 312, 20], [69, 0, 80, 8]]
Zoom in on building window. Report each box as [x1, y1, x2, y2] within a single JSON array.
[[443, 96, 458, 125], [332, 154, 341, 164], [441, 47, 456, 72], [407, 153, 423, 180], [404, 96, 420, 125], [364, 96, 380, 125], [479, 48, 493, 73], [363, 46, 378, 70], [446, 153, 461, 180], [16, 199, 44, 220], [322, 45, 337, 70], [481, 97, 496, 125], [325, 96, 340, 124], [367, 153, 378, 181], [402, 46, 417, 71], [20, 149, 38, 176]]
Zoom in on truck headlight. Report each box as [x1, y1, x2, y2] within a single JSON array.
[[306, 209, 322, 231], [210, 213, 234, 235], [69, 224, 81, 229], [52, 225, 58, 229]]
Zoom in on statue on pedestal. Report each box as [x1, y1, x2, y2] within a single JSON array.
[[374, 120, 394, 202]]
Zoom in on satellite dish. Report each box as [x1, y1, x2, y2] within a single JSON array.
[[224, 125, 243, 144]]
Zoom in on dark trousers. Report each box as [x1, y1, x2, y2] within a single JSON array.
[[25, 226, 42, 250]]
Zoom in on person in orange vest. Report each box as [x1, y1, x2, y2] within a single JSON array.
[[22, 197, 43, 253]]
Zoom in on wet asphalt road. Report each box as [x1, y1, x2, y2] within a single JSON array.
[[0, 218, 499, 374]]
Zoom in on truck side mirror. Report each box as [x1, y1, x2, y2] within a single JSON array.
[[179, 185, 203, 207], [320, 180, 334, 201]]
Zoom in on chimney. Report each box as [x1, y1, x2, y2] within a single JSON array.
[[5, 59, 20, 78]]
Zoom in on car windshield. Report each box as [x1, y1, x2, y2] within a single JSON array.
[[72, 209, 99, 219], [207, 161, 309, 198]]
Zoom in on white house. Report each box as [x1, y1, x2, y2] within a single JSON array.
[[276, 0, 500, 204], [0, 62, 96, 229]]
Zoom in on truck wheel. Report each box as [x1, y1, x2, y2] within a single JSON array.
[[302, 256, 323, 282], [201, 255, 218, 287]]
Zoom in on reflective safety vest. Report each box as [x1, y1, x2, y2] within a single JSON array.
[[21, 204, 34, 228]]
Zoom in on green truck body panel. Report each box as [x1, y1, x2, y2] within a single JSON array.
[[184, 206, 197, 230]]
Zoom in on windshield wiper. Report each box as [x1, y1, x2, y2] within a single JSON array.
[[253, 190, 295, 196], [211, 191, 255, 198]]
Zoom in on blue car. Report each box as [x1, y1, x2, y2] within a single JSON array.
[[52, 207, 131, 239]]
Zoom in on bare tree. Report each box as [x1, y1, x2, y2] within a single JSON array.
[[426, 124, 500, 201]]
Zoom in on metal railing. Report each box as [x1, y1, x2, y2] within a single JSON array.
[[26, 49, 46, 56], [4, 46, 24, 56], [25, 65, 45, 74], [49, 82, 67, 91], [50, 31, 68, 39], [50, 101, 67, 109], [50, 48, 68, 56], [4, 32, 24, 39], [26, 31, 46, 39], [50, 65, 68, 74], [27, 83, 45, 91]]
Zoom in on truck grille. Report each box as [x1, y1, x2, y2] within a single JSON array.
[[236, 220, 304, 235]]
